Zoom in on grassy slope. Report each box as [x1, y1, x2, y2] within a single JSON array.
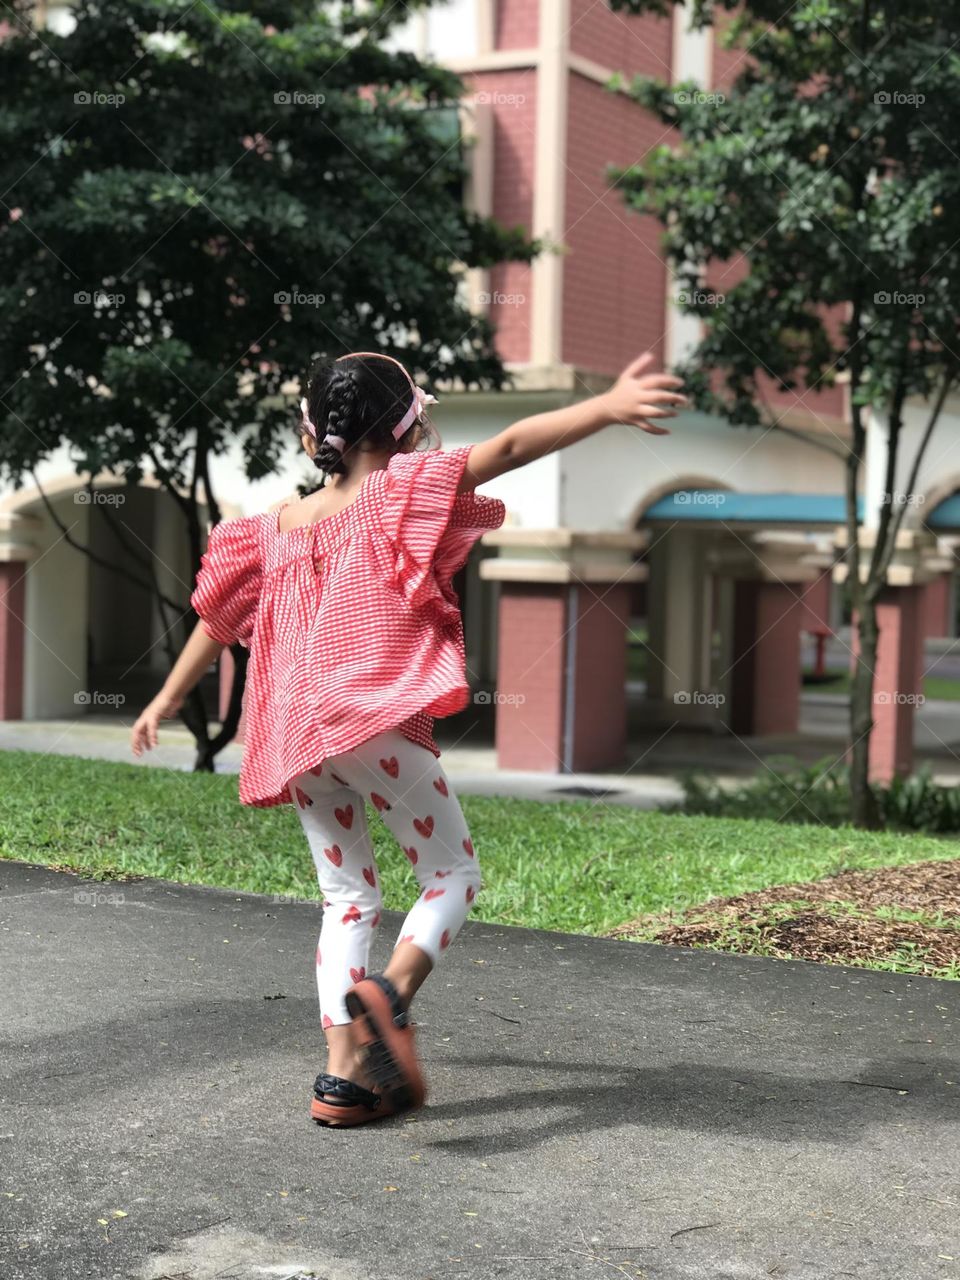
[[1, 748, 957, 936]]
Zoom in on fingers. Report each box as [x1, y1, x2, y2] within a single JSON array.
[[639, 374, 685, 391], [634, 404, 679, 419], [640, 389, 688, 407], [639, 420, 672, 435], [622, 351, 656, 380], [131, 715, 157, 756]]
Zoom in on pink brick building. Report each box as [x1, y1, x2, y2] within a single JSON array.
[[3, 0, 960, 785]]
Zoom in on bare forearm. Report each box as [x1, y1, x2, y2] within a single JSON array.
[[497, 395, 613, 467], [461, 354, 685, 492], [162, 621, 224, 699]]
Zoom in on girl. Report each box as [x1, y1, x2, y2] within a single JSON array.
[[130, 349, 684, 1127]]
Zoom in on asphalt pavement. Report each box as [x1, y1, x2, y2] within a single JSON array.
[[2, 860, 959, 1280]]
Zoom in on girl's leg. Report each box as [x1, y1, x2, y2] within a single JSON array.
[[330, 729, 482, 1007], [290, 766, 382, 1084]]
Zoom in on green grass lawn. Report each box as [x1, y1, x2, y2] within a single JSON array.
[[805, 671, 960, 700], [1, 748, 956, 939]]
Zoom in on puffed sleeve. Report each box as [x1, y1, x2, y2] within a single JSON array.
[[383, 446, 505, 610], [433, 491, 506, 603], [190, 515, 263, 647]]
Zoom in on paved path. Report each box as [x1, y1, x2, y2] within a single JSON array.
[[2, 860, 958, 1280], [3, 686, 960, 808]]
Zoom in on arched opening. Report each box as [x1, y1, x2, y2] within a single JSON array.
[[4, 476, 210, 719]]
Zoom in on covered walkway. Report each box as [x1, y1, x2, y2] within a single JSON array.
[[482, 485, 960, 783]]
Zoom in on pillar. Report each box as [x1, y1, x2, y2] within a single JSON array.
[[0, 511, 41, 720], [0, 562, 27, 719], [480, 529, 646, 772], [728, 580, 804, 736], [921, 569, 953, 639], [646, 527, 710, 706], [833, 525, 937, 783], [868, 586, 924, 782], [801, 572, 833, 631], [710, 536, 822, 737]]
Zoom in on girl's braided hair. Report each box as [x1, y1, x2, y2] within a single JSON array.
[[299, 353, 436, 481]]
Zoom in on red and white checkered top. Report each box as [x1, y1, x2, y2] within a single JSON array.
[[191, 444, 505, 808]]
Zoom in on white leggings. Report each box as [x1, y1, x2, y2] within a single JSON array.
[[290, 728, 481, 1026]]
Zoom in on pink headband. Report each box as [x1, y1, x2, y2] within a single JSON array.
[[299, 352, 438, 454]]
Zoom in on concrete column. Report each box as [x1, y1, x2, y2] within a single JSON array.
[[0, 562, 27, 720], [834, 526, 937, 782], [728, 580, 804, 736], [480, 529, 645, 772], [801, 572, 833, 631], [0, 511, 41, 721], [646, 527, 711, 708], [921, 569, 953, 639], [870, 587, 924, 782], [711, 535, 822, 737]]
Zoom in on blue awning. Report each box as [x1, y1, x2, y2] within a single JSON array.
[[643, 491, 863, 526], [927, 494, 960, 531]]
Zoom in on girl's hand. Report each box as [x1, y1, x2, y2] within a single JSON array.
[[131, 689, 184, 757], [603, 352, 687, 435]]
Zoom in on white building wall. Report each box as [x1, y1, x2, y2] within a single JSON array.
[[559, 414, 846, 530], [23, 496, 89, 718], [382, 0, 480, 59], [872, 398, 960, 516]]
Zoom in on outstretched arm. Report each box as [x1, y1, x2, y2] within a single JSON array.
[[130, 621, 224, 756], [458, 352, 685, 493]]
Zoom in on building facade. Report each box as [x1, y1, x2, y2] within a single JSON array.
[[2, 0, 959, 780]]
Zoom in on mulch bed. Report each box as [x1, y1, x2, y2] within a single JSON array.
[[608, 859, 960, 974]]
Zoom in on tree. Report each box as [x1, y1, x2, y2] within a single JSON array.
[[609, 0, 960, 827], [0, 0, 533, 768]]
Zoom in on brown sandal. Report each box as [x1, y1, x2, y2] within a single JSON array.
[[310, 1073, 393, 1127], [344, 974, 427, 1114]]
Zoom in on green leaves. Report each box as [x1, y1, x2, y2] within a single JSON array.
[[0, 0, 534, 488], [613, 0, 960, 418]]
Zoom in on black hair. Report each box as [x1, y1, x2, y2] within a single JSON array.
[[298, 353, 436, 482]]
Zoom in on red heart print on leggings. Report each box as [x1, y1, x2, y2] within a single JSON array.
[[370, 792, 391, 812], [350, 966, 366, 983], [433, 777, 448, 797], [400, 933, 415, 944], [463, 838, 474, 857], [465, 885, 476, 903], [440, 929, 451, 950], [362, 866, 376, 887], [322, 1013, 333, 1029], [324, 845, 343, 867], [370, 909, 381, 928], [335, 804, 354, 830], [315, 945, 322, 966], [380, 756, 399, 778], [424, 887, 446, 902], [403, 846, 419, 865], [295, 786, 313, 809], [413, 815, 435, 839], [309, 764, 323, 777], [341, 904, 361, 924]]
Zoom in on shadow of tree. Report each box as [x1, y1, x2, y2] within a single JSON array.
[[417, 1051, 959, 1156]]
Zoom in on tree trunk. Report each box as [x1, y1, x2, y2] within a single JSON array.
[[849, 598, 881, 829]]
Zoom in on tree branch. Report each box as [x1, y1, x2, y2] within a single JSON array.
[[29, 472, 186, 615], [881, 364, 956, 571]]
